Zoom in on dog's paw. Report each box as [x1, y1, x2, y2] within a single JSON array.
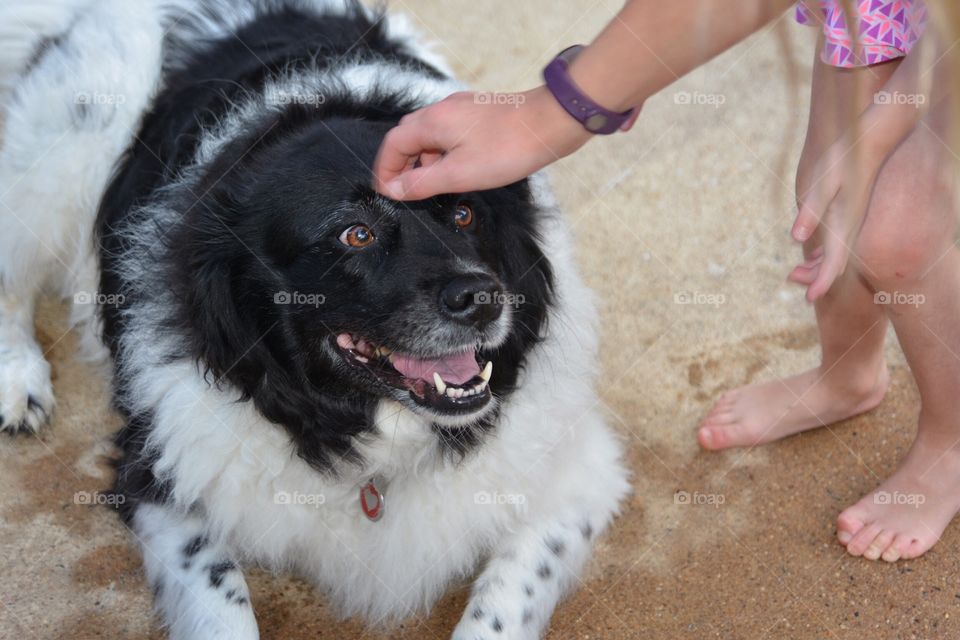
[[451, 614, 497, 640], [452, 602, 540, 640], [0, 340, 54, 434]]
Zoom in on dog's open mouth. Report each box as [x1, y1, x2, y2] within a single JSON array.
[[334, 333, 493, 414]]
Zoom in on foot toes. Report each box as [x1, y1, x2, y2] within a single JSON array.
[[900, 540, 923, 560], [846, 523, 883, 556], [702, 412, 735, 427], [698, 427, 719, 449], [703, 394, 737, 419], [699, 420, 763, 450], [881, 534, 911, 562], [703, 399, 734, 418], [836, 509, 867, 546], [718, 391, 738, 406], [881, 546, 901, 562], [699, 426, 736, 450], [863, 530, 895, 561], [900, 535, 939, 560]]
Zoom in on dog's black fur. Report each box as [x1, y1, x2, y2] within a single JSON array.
[[97, 3, 555, 518]]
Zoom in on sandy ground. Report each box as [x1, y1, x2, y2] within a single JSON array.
[[2, 1, 959, 639]]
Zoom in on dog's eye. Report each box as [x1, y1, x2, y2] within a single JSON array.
[[339, 224, 376, 248], [454, 204, 474, 229]]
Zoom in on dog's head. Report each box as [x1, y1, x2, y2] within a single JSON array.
[[168, 113, 553, 468]]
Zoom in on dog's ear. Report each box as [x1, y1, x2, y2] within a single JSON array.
[[167, 195, 369, 470]]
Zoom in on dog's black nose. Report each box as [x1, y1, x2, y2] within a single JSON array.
[[440, 275, 503, 326]]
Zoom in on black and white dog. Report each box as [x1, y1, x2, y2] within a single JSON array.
[[0, 1, 629, 638]]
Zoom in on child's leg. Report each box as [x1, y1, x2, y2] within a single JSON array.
[[836, 98, 960, 562], [699, 53, 896, 450]]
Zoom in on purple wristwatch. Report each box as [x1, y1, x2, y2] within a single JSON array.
[[543, 45, 637, 135]]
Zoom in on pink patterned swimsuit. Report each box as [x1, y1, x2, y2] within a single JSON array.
[[796, 0, 927, 68]]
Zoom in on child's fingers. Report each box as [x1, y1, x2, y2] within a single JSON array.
[[797, 253, 824, 270], [417, 151, 444, 169], [373, 117, 452, 198], [794, 175, 841, 242], [806, 234, 849, 302], [788, 253, 824, 285], [788, 263, 820, 286], [792, 201, 823, 242], [380, 151, 475, 201]]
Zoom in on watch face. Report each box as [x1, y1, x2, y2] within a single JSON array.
[[585, 114, 608, 132]]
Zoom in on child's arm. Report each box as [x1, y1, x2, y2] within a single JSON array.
[[789, 44, 933, 301], [373, 0, 795, 200]]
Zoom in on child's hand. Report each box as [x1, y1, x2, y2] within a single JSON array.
[[788, 133, 886, 301], [373, 86, 593, 200], [371, 0, 799, 201], [789, 39, 929, 302]]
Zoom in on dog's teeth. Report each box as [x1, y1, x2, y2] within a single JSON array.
[[473, 380, 488, 393], [479, 361, 493, 382], [356, 356, 368, 363], [446, 387, 457, 399], [433, 372, 446, 394], [454, 388, 464, 398]]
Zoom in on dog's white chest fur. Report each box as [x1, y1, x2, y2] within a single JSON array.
[[140, 263, 624, 624]]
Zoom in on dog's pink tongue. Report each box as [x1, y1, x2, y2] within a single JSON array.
[[391, 351, 480, 385]]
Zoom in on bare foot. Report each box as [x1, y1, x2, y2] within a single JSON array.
[[837, 428, 960, 562], [698, 364, 889, 450]]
